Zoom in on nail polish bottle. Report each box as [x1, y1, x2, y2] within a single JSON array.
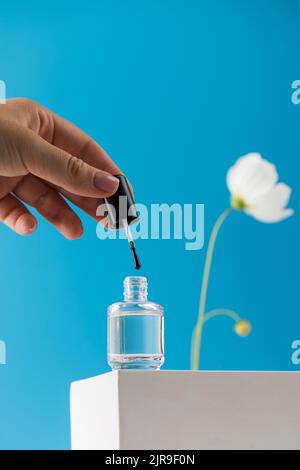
[[107, 276, 164, 370]]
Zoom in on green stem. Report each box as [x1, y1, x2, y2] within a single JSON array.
[[190, 309, 240, 367], [203, 308, 240, 324], [191, 207, 233, 370]]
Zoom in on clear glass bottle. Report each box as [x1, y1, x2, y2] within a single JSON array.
[[107, 276, 164, 370]]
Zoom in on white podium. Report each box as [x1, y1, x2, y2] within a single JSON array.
[[70, 370, 300, 450]]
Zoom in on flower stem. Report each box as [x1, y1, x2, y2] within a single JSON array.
[[191, 207, 233, 370], [203, 308, 240, 324]]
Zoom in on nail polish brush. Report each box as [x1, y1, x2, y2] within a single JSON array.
[[104, 174, 141, 270], [123, 218, 141, 270]]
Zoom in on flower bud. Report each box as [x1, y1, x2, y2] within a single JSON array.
[[234, 319, 252, 337]]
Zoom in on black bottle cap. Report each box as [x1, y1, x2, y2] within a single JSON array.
[[104, 174, 139, 229]]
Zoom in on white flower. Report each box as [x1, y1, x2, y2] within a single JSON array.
[[226, 153, 294, 223]]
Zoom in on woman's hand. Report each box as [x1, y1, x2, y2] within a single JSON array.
[[0, 98, 121, 239]]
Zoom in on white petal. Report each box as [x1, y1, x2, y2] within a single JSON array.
[[246, 207, 294, 223], [246, 183, 293, 223], [226, 153, 262, 195], [226, 153, 278, 203], [250, 183, 292, 211]]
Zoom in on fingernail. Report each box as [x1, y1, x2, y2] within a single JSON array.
[[17, 214, 37, 235], [25, 217, 37, 232], [94, 172, 119, 193]]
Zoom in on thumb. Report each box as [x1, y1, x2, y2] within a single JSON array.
[[24, 130, 120, 198]]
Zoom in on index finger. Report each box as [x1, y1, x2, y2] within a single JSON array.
[[50, 112, 134, 195], [53, 113, 121, 174]]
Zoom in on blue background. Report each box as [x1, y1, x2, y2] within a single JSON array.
[[0, 0, 299, 450]]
